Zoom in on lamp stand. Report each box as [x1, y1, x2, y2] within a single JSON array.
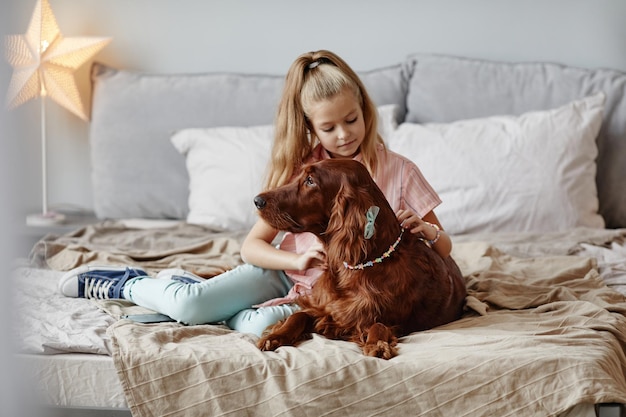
[[26, 96, 66, 226]]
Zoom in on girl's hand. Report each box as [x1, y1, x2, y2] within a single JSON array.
[[396, 209, 439, 242], [294, 241, 327, 271]]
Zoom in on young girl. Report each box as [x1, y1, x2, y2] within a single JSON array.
[[59, 50, 452, 337]]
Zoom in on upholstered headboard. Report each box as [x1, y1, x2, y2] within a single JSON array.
[[89, 54, 626, 230]]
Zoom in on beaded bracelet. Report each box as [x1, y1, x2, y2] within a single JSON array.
[[423, 221, 441, 246]]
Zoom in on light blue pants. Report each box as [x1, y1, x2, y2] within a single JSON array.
[[122, 264, 298, 336]]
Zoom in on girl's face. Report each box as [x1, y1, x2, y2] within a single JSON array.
[[307, 88, 365, 159]]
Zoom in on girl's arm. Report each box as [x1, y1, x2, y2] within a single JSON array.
[[396, 209, 452, 258], [240, 218, 326, 271]]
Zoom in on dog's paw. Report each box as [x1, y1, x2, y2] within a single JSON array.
[[257, 335, 284, 351], [257, 333, 312, 351], [362, 323, 398, 359], [363, 340, 398, 360]]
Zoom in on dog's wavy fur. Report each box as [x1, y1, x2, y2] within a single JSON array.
[[255, 159, 466, 359]]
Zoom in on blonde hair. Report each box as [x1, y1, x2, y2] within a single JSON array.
[[265, 50, 385, 190]]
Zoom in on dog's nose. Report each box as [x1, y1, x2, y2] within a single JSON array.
[[254, 195, 266, 209]]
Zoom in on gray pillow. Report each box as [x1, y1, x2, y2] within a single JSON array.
[[404, 54, 626, 229], [90, 63, 408, 220]]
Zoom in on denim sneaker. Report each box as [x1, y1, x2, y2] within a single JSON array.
[[156, 268, 206, 284], [59, 265, 147, 299]]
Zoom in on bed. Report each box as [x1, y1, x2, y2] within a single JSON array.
[[13, 53, 626, 417]]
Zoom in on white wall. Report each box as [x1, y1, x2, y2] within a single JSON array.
[[4, 0, 626, 217]]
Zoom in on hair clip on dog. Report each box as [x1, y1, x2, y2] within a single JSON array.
[[364, 206, 380, 239]]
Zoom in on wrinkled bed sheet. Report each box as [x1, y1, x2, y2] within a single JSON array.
[[12, 266, 115, 354]]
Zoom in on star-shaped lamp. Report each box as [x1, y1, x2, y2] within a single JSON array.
[[5, 0, 110, 225]]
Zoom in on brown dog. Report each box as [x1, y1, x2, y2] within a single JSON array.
[[254, 159, 466, 359]]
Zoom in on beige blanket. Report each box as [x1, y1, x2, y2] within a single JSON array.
[[29, 221, 246, 276], [108, 240, 626, 417]]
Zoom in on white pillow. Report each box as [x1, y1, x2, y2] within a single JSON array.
[[172, 107, 398, 231], [377, 104, 398, 141], [387, 93, 606, 235], [171, 125, 274, 231]]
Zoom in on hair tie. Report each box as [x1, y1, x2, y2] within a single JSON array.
[[364, 206, 380, 239], [308, 60, 321, 69]]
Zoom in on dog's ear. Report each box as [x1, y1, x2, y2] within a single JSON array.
[[326, 180, 376, 266]]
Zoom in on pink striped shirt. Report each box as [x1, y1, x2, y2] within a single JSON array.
[[256, 143, 441, 307]]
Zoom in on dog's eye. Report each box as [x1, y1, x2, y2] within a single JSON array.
[[305, 175, 316, 187]]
